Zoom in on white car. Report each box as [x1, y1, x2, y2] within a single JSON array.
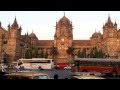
[[64, 66, 71, 70]]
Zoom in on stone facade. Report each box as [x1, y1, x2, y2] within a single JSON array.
[[1, 14, 120, 64]]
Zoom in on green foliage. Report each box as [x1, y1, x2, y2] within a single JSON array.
[[50, 46, 58, 59], [25, 48, 32, 59], [66, 47, 74, 55], [40, 49, 44, 58], [77, 49, 86, 58], [34, 48, 38, 58], [89, 48, 105, 58], [83, 48, 86, 58], [78, 50, 81, 58], [44, 51, 48, 58]]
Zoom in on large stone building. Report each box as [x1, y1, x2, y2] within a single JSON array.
[[1, 14, 120, 64]]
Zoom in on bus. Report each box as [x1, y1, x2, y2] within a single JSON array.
[[17, 58, 54, 70], [71, 58, 120, 77]]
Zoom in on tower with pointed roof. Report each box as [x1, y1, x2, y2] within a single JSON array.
[[7, 16, 22, 62], [102, 15, 119, 58], [103, 15, 117, 39], [54, 13, 73, 64]]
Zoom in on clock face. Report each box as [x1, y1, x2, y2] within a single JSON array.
[[61, 38, 64, 42]]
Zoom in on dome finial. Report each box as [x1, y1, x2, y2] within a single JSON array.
[[64, 11, 65, 16], [95, 28, 96, 32], [32, 29, 34, 33], [27, 31, 28, 36]]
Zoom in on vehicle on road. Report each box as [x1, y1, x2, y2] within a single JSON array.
[[56, 63, 68, 70], [64, 65, 71, 70], [4, 72, 50, 79], [72, 75, 105, 79], [71, 58, 120, 77], [17, 58, 54, 70]]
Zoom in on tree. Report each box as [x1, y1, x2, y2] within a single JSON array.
[[89, 48, 105, 58], [66, 47, 74, 55], [40, 49, 44, 58], [77, 50, 81, 58], [44, 51, 48, 58], [34, 48, 38, 58], [50, 46, 58, 59], [66, 47, 74, 65], [90, 48, 94, 58], [82, 48, 86, 58], [25, 48, 32, 59]]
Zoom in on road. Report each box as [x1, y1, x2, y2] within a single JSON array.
[[4, 69, 120, 79], [39, 69, 73, 79], [5, 68, 73, 79]]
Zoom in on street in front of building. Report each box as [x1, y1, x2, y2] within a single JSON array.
[[4, 68, 120, 79]]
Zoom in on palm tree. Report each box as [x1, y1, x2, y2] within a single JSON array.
[[40, 49, 44, 58], [77, 50, 81, 58], [50, 46, 58, 59], [44, 51, 48, 58], [66, 47, 74, 65], [25, 48, 32, 59], [82, 48, 86, 58], [66, 47, 74, 55], [34, 48, 38, 58]]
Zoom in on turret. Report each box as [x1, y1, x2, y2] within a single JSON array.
[[11, 16, 19, 29], [114, 21, 117, 29], [19, 25, 22, 31], [8, 23, 10, 30], [104, 15, 114, 28]]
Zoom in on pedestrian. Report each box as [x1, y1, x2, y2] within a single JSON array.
[[65, 78, 68, 79], [54, 74, 59, 79]]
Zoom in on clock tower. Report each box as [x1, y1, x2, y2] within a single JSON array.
[[54, 13, 73, 64]]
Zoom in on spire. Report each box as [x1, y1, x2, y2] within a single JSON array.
[[11, 16, 19, 29], [27, 31, 28, 36], [64, 12, 65, 16], [19, 25, 22, 30], [103, 23, 105, 28], [8, 22, 10, 30], [71, 21, 72, 24], [32, 30, 33, 33], [114, 20, 117, 29], [105, 14, 113, 27], [56, 21, 57, 24], [114, 20, 117, 25], [98, 30, 101, 33], [95, 28, 97, 32], [107, 14, 112, 23]]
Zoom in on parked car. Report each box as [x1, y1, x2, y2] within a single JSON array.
[[64, 65, 71, 70], [55, 63, 68, 70], [0, 64, 6, 72], [4, 72, 50, 79]]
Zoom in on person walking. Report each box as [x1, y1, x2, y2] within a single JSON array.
[[54, 74, 59, 79]]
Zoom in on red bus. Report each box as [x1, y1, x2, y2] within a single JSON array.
[[71, 58, 120, 77]]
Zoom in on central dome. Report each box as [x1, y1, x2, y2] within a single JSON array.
[[91, 31, 102, 39], [29, 32, 37, 38], [58, 15, 71, 25]]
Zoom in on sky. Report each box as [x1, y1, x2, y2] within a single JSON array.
[[0, 11, 120, 40]]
